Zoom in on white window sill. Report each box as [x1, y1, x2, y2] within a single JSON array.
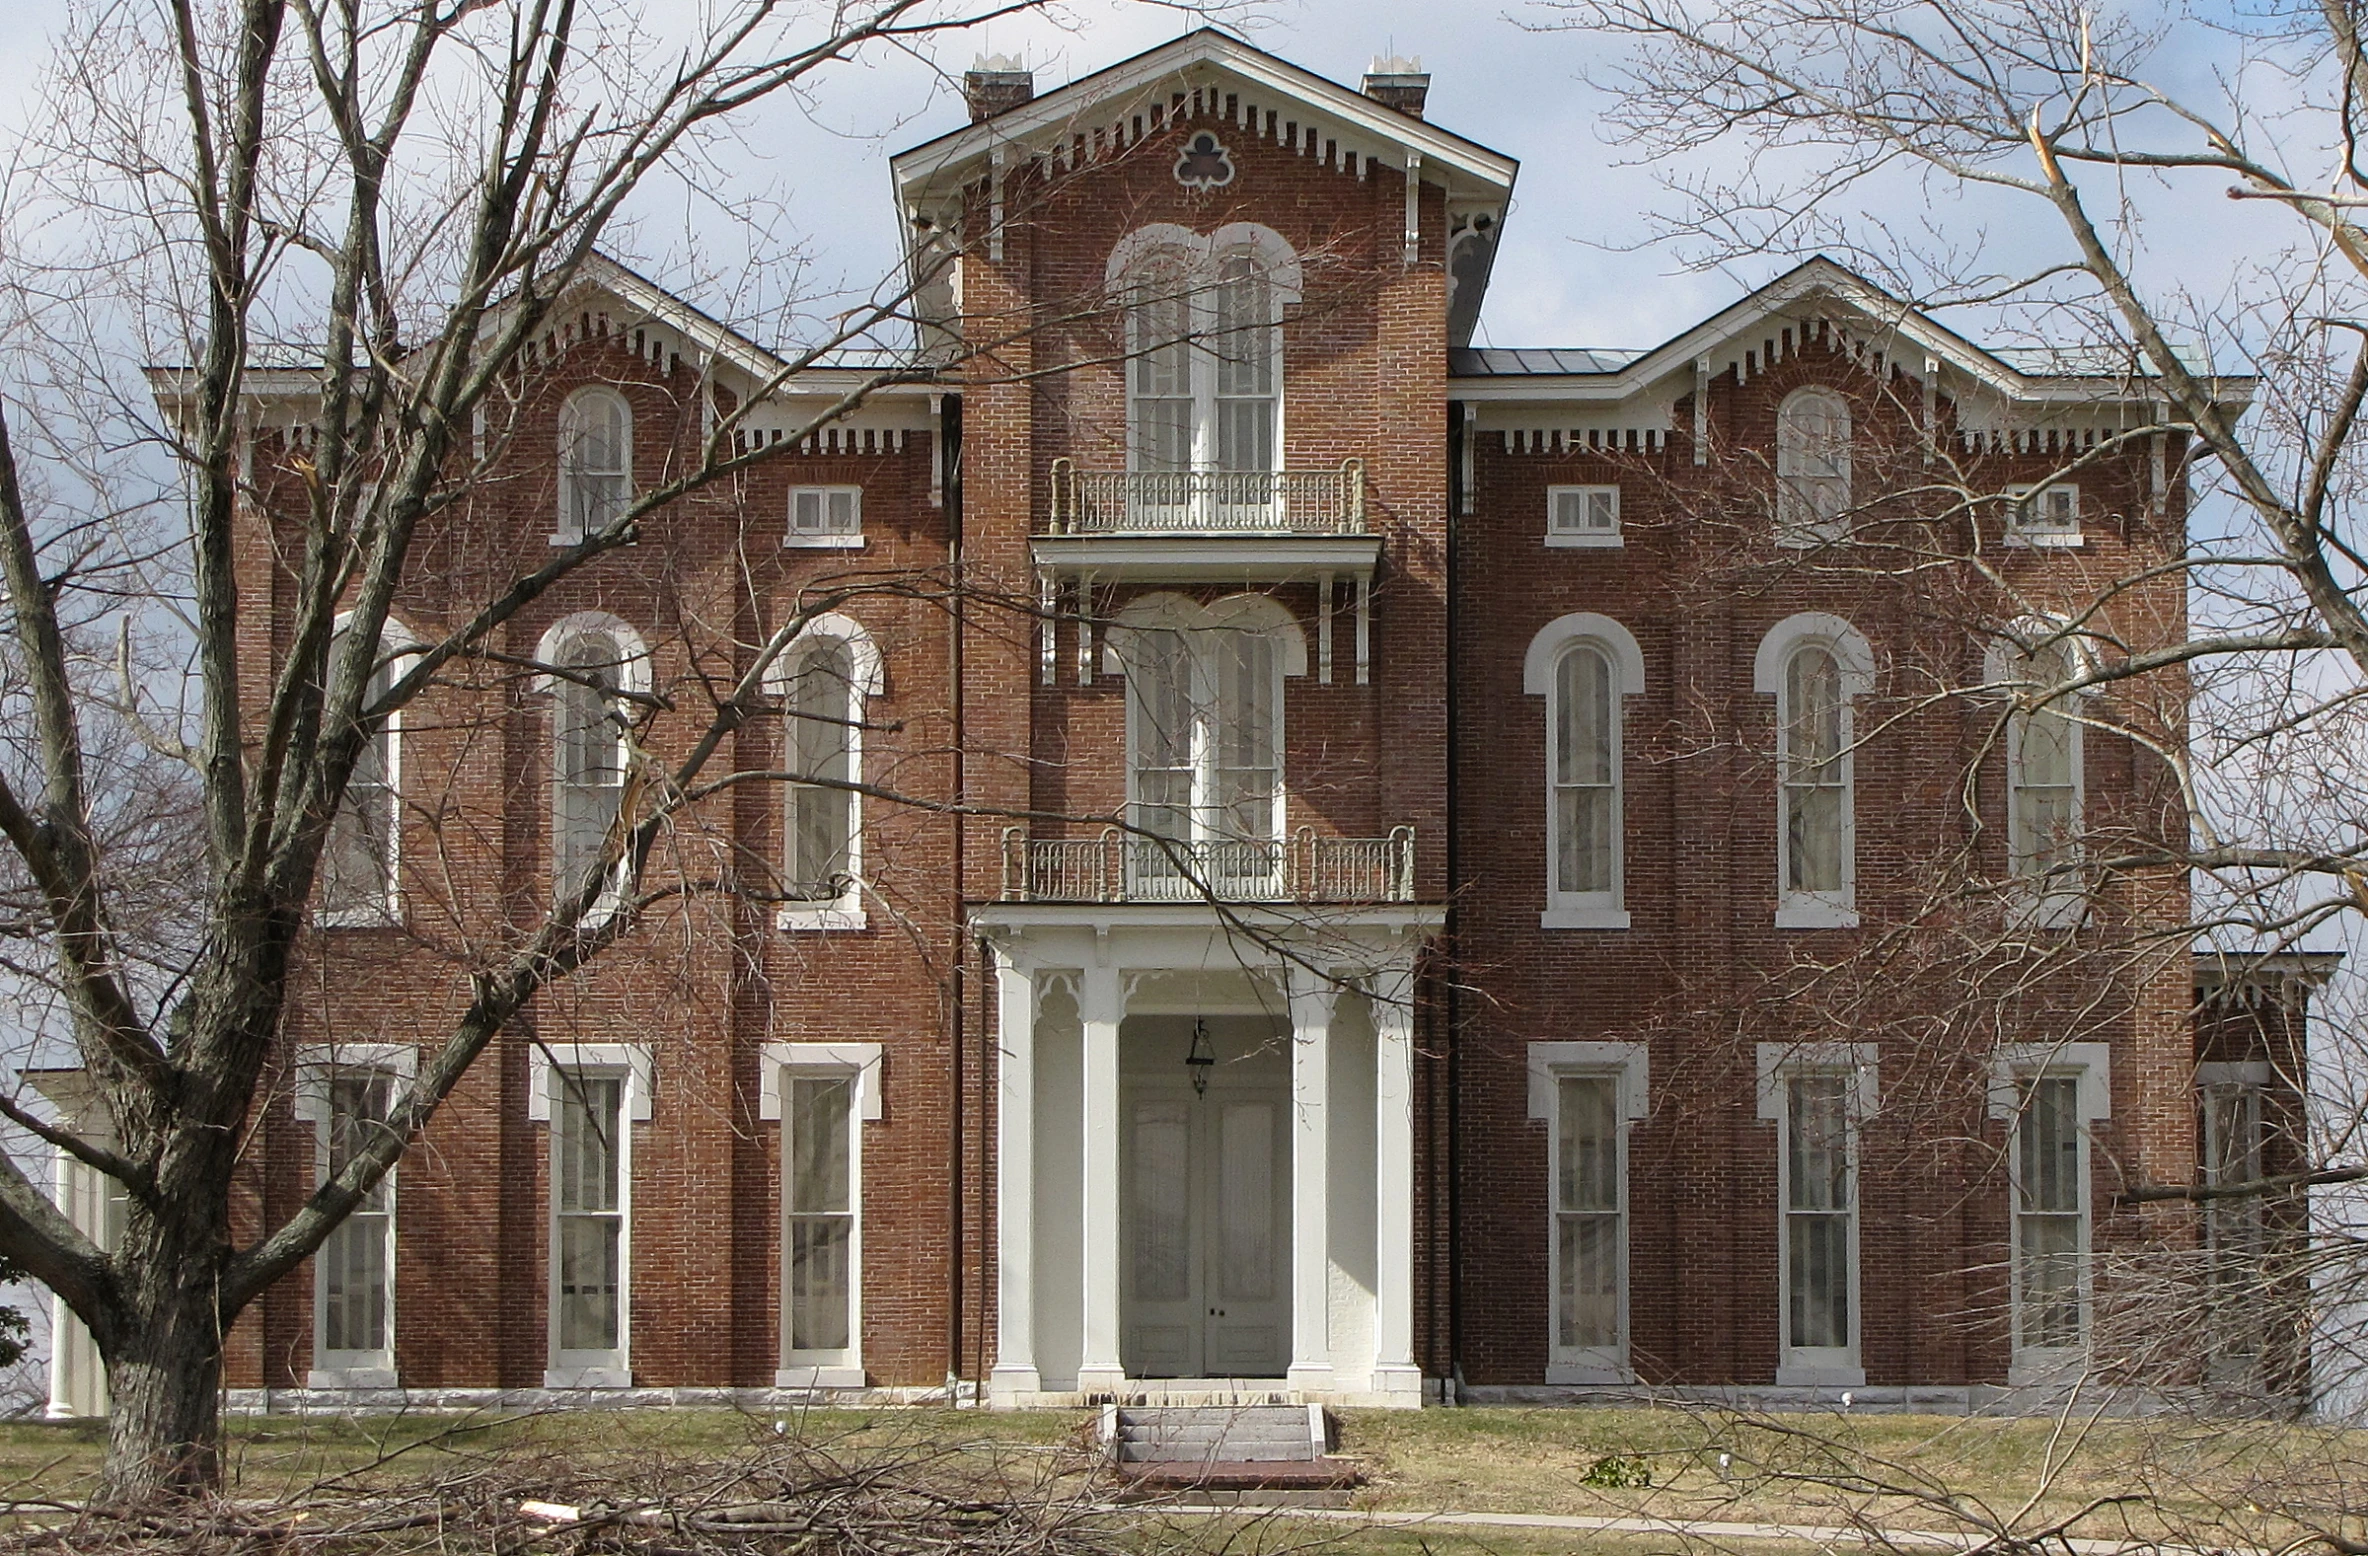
[[1541, 905, 1633, 930], [1775, 899, 1858, 930], [784, 534, 867, 550], [2007, 884, 2088, 931], [2007, 1349, 2086, 1387], [1774, 1360, 1865, 1388], [776, 905, 868, 933], [776, 1364, 866, 1389], [544, 1365, 632, 1389], [1775, 528, 1846, 550], [2004, 531, 2084, 549], [1545, 1361, 1635, 1386], [313, 905, 400, 931], [307, 1365, 399, 1390], [1545, 533, 1623, 550]]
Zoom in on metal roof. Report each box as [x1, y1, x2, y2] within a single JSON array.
[[1447, 347, 1643, 376]]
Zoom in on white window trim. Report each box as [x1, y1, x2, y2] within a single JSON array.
[[2003, 482, 2085, 548], [1755, 615, 1874, 929], [1109, 592, 1306, 871], [293, 1043, 416, 1389], [1528, 1041, 1648, 1383], [1774, 386, 1852, 547], [1758, 1042, 1877, 1387], [1545, 484, 1623, 549], [538, 613, 651, 928], [527, 1042, 651, 1389], [786, 485, 867, 549], [553, 386, 633, 546], [762, 1041, 882, 1388], [766, 612, 884, 932], [1987, 626, 2088, 929], [314, 615, 421, 930], [1110, 222, 1300, 478], [1524, 614, 1645, 930], [1988, 1042, 2109, 1384]]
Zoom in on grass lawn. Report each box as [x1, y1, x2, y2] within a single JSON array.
[[0, 1402, 2354, 1551]]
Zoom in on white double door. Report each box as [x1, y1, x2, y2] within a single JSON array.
[[1121, 1063, 1292, 1379]]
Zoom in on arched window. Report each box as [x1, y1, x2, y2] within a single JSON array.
[[319, 616, 418, 924], [540, 614, 647, 920], [557, 388, 632, 542], [1112, 224, 1297, 519], [1776, 387, 1851, 542], [1756, 614, 1873, 928], [2006, 639, 2081, 880], [1525, 613, 1646, 929], [768, 612, 882, 930], [1114, 592, 1302, 896]]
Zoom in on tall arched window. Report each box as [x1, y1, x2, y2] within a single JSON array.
[[1112, 224, 1297, 523], [1115, 592, 1301, 895], [1525, 613, 1646, 929], [768, 613, 882, 930], [557, 388, 632, 542], [2007, 639, 2081, 880], [1757, 614, 1873, 928], [319, 617, 417, 924], [540, 614, 647, 920], [1776, 387, 1851, 542]]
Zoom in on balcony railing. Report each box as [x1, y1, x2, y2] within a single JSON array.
[[1043, 458, 1367, 535], [999, 825, 1416, 904]]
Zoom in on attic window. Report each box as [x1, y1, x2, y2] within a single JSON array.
[[1175, 132, 1235, 190]]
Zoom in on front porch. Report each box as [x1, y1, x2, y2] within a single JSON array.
[[972, 904, 1440, 1409]]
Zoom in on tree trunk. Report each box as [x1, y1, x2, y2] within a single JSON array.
[[96, 1252, 227, 1501]]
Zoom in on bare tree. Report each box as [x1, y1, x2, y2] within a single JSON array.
[[0, 0, 1358, 1503]]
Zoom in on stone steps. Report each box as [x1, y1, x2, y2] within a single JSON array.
[[1102, 1404, 1361, 1491]]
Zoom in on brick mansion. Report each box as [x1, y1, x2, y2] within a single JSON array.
[[44, 29, 2321, 1414]]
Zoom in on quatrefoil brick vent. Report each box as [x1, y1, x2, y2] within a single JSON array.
[[1174, 132, 1235, 190]]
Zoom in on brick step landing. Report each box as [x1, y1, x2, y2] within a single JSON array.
[[1102, 1404, 1363, 1495]]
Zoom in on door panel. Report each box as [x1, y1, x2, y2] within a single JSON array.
[[1123, 1070, 1290, 1379]]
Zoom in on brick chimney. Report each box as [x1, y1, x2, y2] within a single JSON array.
[[1361, 55, 1429, 119], [964, 55, 1034, 123]]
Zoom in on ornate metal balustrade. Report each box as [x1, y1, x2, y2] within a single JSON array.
[[999, 825, 1416, 904], [1043, 457, 1366, 535]]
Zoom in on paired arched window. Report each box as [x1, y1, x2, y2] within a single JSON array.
[[1756, 614, 1873, 927], [557, 388, 632, 542], [1775, 387, 1851, 541], [1113, 224, 1298, 478], [1524, 614, 1646, 929], [319, 616, 419, 924], [1113, 592, 1303, 893], [540, 614, 647, 918], [768, 612, 882, 929]]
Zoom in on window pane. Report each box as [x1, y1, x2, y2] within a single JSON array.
[[1558, 1213, 1622, 1350], [787, 644, 855, 896], [1786, 785, 1844, 893], [788, 1216, 851, 1351], [322, 652, 397, 913], [793, 490, 822, 532], [1787, 1212, 1851, 1348], [827, 490, 858, 531], [1217, 1101, 1276, 1302], [2017, 1077, 2082, 1214], [1787, 1076, 1851, 1212], [1557, 1076, 1619, 1213], [554, 1076, 622, 1214], [1557, 648, 1612, 787], [789, 1077, 851, 1215], [2017, 1213, 2083, 1348], [1212, 629, 1278, 843], [1131, 1101, 1191, 1303], [322, 1208, 389, 1353], [1555, 645, 1617, 897], [557, 1212, 621, 1351]]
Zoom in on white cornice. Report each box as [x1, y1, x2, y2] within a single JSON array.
[[889, 30, 1518, 198]]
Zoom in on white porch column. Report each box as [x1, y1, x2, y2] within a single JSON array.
[[988, 947, 1041, 1401], [1076, 963, 1126, 1394], [1288, 967, 1335, 1392], [1372, 959, 1422, 1401]]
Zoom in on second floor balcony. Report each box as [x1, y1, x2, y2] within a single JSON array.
[[1044, 458, 1366, 536], [1031, 457, 1381, 587], [1000, 825, 1417, 905]]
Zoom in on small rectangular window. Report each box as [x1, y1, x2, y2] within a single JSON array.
[[2011, 1073, 2089, 1370], [789, 486, 864, 546], [785, 1074, 857, 1360], [2007, 484, 2082, 543], [1553, 1074, 1626, 1371], [1547, 485, 1622, 548], [1780, 1070, 1860, 1381], [316, 1070, 396, 1380], [551, 1072, 626, 1371]]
